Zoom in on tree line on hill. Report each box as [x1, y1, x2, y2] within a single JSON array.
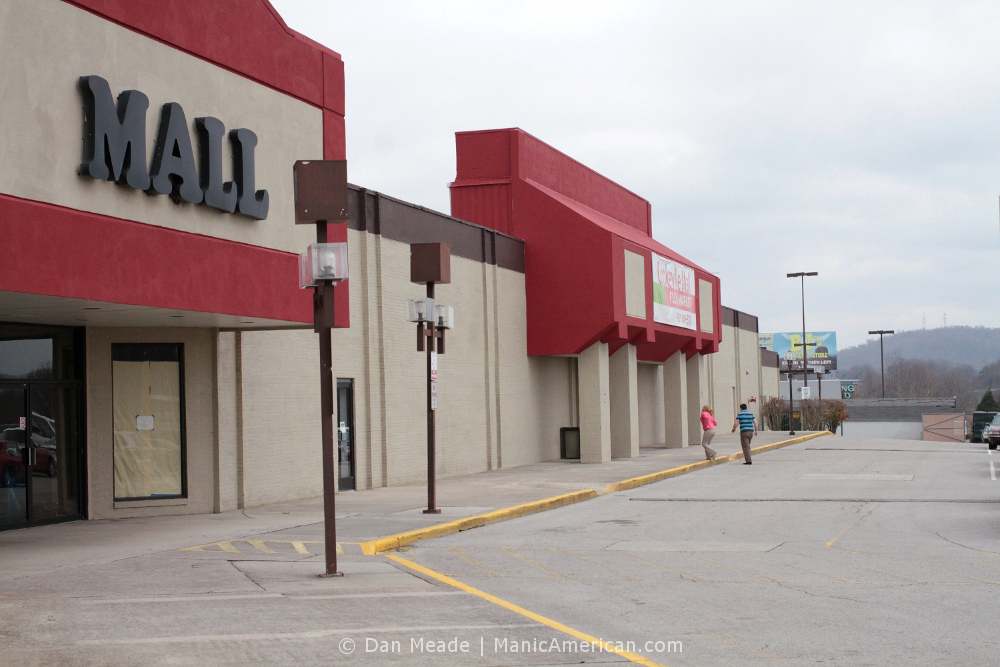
[[844, 355, 999, 412]]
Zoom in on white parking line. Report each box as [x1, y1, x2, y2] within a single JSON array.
[[991, 461, 996, 481]]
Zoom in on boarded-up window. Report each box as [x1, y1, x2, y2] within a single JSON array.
[[112, 344, 185, 500], [699, 279, 714, 334], [624, 250, 646, 319]]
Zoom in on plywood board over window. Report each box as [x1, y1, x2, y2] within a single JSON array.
[[699, 279, 714, 334], [112, 344, 185, 500], [624, 250, 646, 319]]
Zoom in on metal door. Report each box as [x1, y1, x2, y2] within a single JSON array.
[[337, 379, 355, 491]]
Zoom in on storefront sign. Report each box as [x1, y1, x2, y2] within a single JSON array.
[[651, 253, 696, 330], [760, 331, 838, 372], [78, 75, 269, 220]]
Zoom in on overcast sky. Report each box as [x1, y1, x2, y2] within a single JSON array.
[[272, 0, 1000, 349]]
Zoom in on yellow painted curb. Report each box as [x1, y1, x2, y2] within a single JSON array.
[[602, 455, 728, 494], [361, 431, 835, 555], [730, 431, 832, 461], [359, 489, 598, 555]]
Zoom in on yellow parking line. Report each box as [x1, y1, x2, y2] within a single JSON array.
[[826, 502, 878, 549], [386, 554, 667, 667]]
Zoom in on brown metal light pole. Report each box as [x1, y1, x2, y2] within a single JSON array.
[[293, 160, 349, 578], [868, 330, 894, 398], [314, 223, 342, 576], [410, 243, 451, 515]]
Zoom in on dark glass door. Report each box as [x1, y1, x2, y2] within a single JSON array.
[[0, 385, 28, 525], [0, 383, 81, 528], [337, 379, 355, 491], [28, 385, 81, 521]]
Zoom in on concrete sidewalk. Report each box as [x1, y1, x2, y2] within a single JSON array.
[[0, 430, 828, 581]]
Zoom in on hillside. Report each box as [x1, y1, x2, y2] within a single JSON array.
[[838, 326, 1000, 373]]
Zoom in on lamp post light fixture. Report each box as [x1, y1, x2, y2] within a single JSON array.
[[408, 243, 453, 514], [293, 159, 349, 578], [868, 329, 894, 398], [786, 271, 818, 435]]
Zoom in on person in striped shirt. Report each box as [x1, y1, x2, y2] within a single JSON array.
[[731, 403, 758, 465]]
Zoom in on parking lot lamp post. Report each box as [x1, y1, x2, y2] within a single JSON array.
[[407, 243, 454, 515], [868, 330, 894, 398], [293, 160, 349, 577], [787, 271, 818, 432]]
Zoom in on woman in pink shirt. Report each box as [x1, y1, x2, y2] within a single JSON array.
[[700, 405, 718, 461]]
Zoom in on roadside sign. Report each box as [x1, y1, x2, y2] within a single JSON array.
[[799, 386, 811, 399], [431, 381, 437, 410], [19, 417, 25, 429], [430, 351, 437, 382]]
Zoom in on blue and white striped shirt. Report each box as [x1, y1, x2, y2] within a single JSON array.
[[737, 410, 756, 432]]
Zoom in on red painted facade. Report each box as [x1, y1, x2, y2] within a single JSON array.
[[451, 128, 721, 361], [0, 195, 312, 322], [1, 1, 348, 326]]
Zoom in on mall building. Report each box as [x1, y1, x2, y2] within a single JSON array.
[[0, 0, 775, 530]]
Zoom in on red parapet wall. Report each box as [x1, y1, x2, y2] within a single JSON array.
[[58, 0, 348, 327], [452, 128, 721, 360], [0, 194, 313, 323]]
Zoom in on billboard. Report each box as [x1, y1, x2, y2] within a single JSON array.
[[652, 253, 696, 330], [759, 331, 837, 373]]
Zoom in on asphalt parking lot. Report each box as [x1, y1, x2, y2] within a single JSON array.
[[3, 434, 997, 666]]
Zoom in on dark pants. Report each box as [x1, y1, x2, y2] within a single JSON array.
[[740, 431, 753, 462]]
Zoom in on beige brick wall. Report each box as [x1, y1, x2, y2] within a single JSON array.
[[86, 327, 215, 519], [215, 332, 239, 512], [709, 324, 739, 429], [496, 270, 574, 468], [637, 363, 664, 446], [762, 363, 780, 401], [739, 327, 763, 422]]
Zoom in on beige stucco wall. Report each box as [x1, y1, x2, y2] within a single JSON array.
[[0, 0, 322, 253], [86, 327, 215, 519]]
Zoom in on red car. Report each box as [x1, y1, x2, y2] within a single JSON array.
[[0, 428, 57, 487]]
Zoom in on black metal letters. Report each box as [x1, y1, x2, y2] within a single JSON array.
[[78, 75, 268, 220], [149, 103, 203, 204], [230, 128, 269, 221], [78, 76, 151, 190], [196, 117, 238, 214]]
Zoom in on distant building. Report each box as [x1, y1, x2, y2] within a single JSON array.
[[841, 398, 958, 440]]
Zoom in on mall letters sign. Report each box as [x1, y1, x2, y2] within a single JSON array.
[[652, 253, 696, 330], [78, 75, 269, 220]]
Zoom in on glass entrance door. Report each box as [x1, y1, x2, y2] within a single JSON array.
[[0, 383, 82, 528], [337, 379, 355, 491], [28, 385, 81, 521], [0, 385, 28, 525]]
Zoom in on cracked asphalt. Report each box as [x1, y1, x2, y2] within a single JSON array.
[[399, 436, 1000, 665], [3, 435, 997, 665]]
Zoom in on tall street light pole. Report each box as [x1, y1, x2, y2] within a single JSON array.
[[787, 271, 818, 433], [868, 330, 894, 398], [293, 160, 349, 578]]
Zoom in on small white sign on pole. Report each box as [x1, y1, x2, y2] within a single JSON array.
[[19, 417, 26, 429], [799, 386, 811, 400], [430, 351, 437, 382], [431, 381, 437, 411]]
